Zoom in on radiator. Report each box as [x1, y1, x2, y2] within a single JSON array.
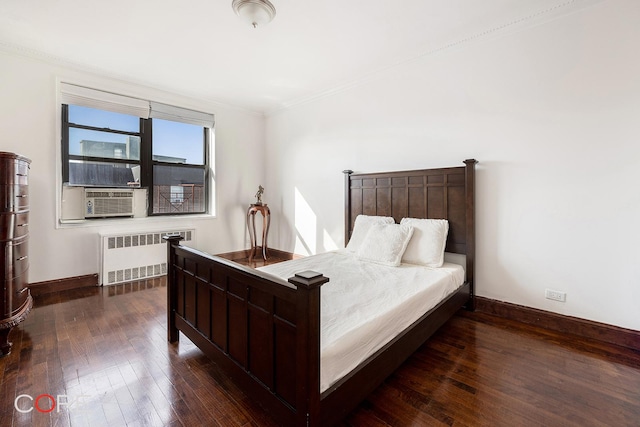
[[100, 229, 195, 285]]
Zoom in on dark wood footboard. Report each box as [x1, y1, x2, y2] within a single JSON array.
[[165, 234, 328, 426]]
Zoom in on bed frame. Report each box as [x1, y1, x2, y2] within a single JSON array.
[[165, 159, 477, 426]]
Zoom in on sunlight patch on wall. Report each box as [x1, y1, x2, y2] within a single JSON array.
[[323, 229, 338, 252], [294, 187, 316, 255]]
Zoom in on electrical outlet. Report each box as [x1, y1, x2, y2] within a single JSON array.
[[545, 289, 566, 302]]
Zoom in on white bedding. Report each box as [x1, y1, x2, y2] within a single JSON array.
[[258, 250, 465, 393]]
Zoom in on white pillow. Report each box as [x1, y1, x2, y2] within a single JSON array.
[[400, 218, 449, 267], [356, 223, 414, 267], [346, 215, 395, 252]]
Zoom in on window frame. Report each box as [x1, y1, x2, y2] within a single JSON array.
[[61, 104, 144, 184], [61, 102, 211, 217], [143, 122, 210, 216]]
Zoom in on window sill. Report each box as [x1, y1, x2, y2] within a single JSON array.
[[57, 212, 215, 229]]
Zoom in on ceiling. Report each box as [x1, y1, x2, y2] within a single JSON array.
[[0, 0, 601, 114]]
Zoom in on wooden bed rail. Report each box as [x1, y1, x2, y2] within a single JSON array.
[[164, 234, 329, 426]]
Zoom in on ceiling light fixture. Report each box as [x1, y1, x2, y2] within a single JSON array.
[[232, 0, 276, 28]]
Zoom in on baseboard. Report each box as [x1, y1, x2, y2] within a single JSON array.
[[29, 273, 99, 297], [28, 247, 300, 296], [31, 272, 636, 352], [475, 296, 639, 352]]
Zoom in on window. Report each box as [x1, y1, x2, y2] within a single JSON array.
[[63, 105, 142, 188], [61, 83, 214, 217], [151, 119, 207, 214]]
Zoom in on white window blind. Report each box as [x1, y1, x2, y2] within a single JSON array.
[[150, 102, 215, 128], [60, 83, 150, 118], [60, 83, 215, 128]]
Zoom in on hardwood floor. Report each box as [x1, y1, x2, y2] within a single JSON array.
[[216, 249, 299, 269], [1, 278, 639, 426]]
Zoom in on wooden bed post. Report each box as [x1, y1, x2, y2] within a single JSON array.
[[464, 159, 477, 311], [289, 270, 329, 427], [343, 170, 353, 246], [164, 234, 184, 343]]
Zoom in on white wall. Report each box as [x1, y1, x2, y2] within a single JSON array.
[[264, 1, 640, 330], [0, 51, 265, 283]]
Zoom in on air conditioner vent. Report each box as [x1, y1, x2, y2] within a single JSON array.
[[85, 188, 134, 218], [86, 190, 134, 198]]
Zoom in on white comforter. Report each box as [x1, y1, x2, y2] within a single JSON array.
[[258, 250, 464, 392]]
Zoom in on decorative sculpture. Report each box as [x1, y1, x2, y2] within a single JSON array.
[[254, 185, 264, 205]]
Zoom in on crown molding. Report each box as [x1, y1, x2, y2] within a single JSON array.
[[265, 0, 605, 117], [1, 0, 604, 117], [0, 41, 264, 117]]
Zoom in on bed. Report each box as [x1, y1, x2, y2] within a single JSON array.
[[165, 159, 477, 426]]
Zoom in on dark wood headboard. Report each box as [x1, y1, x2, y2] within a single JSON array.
[[343, 159, 477, 291]]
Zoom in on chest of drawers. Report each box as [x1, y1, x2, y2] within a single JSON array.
[[0, 152, 32, 357]]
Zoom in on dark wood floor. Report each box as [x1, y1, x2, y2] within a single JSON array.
[[1, 278, 639, 427], [217, 250, 299, 269]]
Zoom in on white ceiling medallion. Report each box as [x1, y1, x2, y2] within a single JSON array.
[[232, 0, 276, 28]]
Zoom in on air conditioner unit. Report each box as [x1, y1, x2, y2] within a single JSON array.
[[85, 189, 134, 218]]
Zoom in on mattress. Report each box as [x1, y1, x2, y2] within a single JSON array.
[[258, 250, 465, 393]]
